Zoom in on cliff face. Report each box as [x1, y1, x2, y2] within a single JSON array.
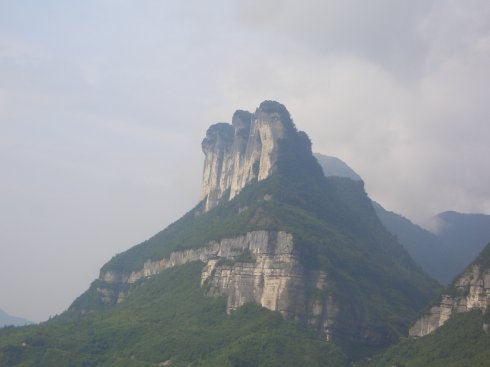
[[201, 102, 289, 212], [97, 231, 337, 340], [409, 262, 490, 337], [87, 101, 339, 339]]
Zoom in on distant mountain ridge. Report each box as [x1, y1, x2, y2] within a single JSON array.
[[314, 153, 362, 181], [315, 153, 490, 285], [433, 211, 490, 275], [372, 202, 457, 284], [410, 242, 490, 338], [0, 308, 31, 327]]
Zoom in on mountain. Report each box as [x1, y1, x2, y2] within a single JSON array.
[[0, 101, 439, 366], [410, 242, 490, 338], [367, 242, 490, 367], [433, 211, 490, 276], [0, 308, 31, 328], [313, 154, 456, 284], [372, 203, 457, 284], [313, 154, 490, 365], [314, 153, 362, 181]]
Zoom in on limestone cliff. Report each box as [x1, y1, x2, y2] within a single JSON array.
[[200, 101, 291, 212], [97, 231, 337, 340], [409, 244, 490, 337]]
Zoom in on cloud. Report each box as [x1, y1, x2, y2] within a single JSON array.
[[0, 3, 216, 320], [208, 0, 490, 224], [234, 0, 433, 78]]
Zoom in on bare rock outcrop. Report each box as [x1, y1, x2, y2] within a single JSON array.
[[409, 263, 490, 337], [97, 230, 337, 340], [200, 101, 291, 212]]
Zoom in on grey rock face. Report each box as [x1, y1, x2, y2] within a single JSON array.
[[409, 263, 490, 337], [200, 102, 290, 212], [204, 231, 301, 314], [200, 123, 235, 213], [98, 230, 337, 340]]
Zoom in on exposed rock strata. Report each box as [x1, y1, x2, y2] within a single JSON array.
[[409, 263, 490, 337], [98, 230, 337, 340], [200, 102, 289, 212]]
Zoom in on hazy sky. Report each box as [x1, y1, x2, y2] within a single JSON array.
[[1, 1, 490, 322]]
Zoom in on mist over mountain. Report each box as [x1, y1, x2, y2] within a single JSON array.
[[432, 211, 490, 275], [0, 308, 31, 328], [315, 153, 490, 285], [315, 154, 454, 284], [372, 203, 458, 285], [314, 153, 362, 182]]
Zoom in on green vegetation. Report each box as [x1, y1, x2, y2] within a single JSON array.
[[217, 249, 256, 267], [363, 243, 490, 367], [0, 263, 347, 367], [362, 310, 490, 367], [371, 201, 457, 285], [235, 249, 255, 263], [426, 243, 490, 308], [254, 175, 439, 358], [474, 242, 490, 269]]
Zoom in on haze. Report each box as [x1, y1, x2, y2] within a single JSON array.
[[1, 1, 490, 322]]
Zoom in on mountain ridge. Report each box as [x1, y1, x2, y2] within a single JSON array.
[[314, 153, 361, 182], [314, 153, 489, 285], [432, 211, 490, 275], [410, 242, 490, 338], [0, 308, 31, 328]]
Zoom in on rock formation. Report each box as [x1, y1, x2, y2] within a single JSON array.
[[98, 231, 337, 340], [81, 101, 338, 340], [201, 101, 291, 212], [69, 100, 438, 355], [409, 244, 490, 337]]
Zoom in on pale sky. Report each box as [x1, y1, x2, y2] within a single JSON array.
[[1, 1, 490, 322]]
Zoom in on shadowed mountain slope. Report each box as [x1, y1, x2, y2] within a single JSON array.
[[434, 211, 490, 276]]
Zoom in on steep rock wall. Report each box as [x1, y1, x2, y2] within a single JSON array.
[[409, 263, 490, 337], [98, 230, 337, 340], [200, 102, 288, 212], [203, 232, 301, 315]]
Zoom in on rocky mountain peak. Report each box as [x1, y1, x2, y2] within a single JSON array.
[[409, 242, 490, 337], [200, 100, 296, 212], [201, 122, 234, 155], [231, 110, 252, 137]]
